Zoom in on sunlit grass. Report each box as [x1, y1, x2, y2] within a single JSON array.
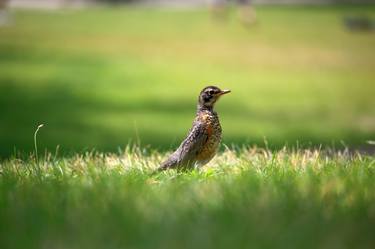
[[0, 147, 374, 249]]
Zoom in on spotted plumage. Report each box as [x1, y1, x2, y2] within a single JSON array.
[[158, 86, 230, 171]]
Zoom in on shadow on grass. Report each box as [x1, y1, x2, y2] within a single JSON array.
[[1, 80, 374, 159]]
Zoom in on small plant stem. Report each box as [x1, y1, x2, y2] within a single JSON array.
[[34, 124, 44, 165]]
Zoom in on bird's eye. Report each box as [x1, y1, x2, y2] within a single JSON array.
[[208, 90, 214, 95]]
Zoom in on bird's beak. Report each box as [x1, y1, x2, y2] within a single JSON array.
[[219, 89, 231, 95]]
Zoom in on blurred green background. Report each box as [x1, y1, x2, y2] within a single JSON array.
[[0, 5, 374, 157]]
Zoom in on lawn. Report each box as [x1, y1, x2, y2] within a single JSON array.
[[1, 5, 375, 248], [0, 148, 374, 249], [0, 5, 374, 157]]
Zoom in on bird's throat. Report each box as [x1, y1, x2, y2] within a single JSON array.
[[197, 104, 214, 113]]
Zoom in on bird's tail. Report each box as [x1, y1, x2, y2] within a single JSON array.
[[149, 157, 178, 176]]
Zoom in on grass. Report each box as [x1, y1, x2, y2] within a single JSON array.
[[0, 6, 374, 157], [1, 6, 374, 247], [1, 5, 374, 248], [0, 147, 374, 249]]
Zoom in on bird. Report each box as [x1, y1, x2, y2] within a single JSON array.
[[158, 86, 231, 171]]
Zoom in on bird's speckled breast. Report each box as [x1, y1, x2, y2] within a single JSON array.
[[196, 110, 222, 164]]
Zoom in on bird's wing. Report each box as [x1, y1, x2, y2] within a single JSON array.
[[177, 120, 209, 166], [158, 120, 208, 171]]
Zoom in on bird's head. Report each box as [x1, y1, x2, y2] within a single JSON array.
[[198, 86, 231, 109]]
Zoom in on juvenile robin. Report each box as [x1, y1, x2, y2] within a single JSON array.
[[158, 86, 231, 171]]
